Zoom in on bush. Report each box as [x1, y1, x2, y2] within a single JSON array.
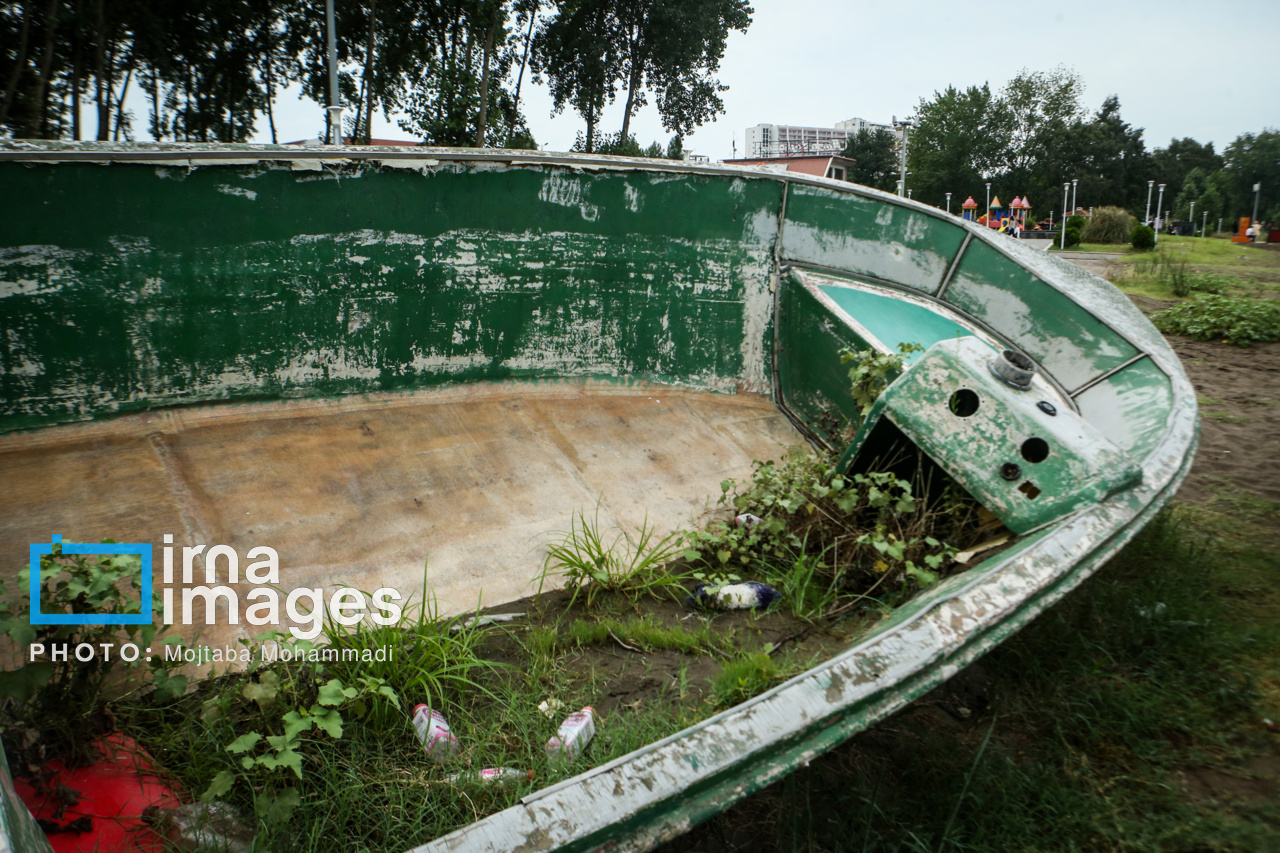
[[1066, 214, 1088, 231], [1082, 206, 1137, 244], [1154, 295, 1280, 346], [1064, 224, 1083, 248], [1131, 224, 1156, 250]]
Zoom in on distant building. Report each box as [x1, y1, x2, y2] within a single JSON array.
[[744, 118, 900, 159], [722, 155, 859, 183]]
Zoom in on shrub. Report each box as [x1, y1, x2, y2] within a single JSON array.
[[1131, 224, 1156, 250], [1082, 206, 1137, 244], [1066, 214, 1087, 231], [1154, 295, 1280, 346], [1064, 224, 1083, 248]]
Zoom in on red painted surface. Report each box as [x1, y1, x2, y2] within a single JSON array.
[[13, 735, 181, 853]]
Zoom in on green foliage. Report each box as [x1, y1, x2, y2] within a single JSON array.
[[683, 448, 962, 607], [840, 342, 923, 422], [711, 651, 777, 707], [538, 509, 686, 608], [0, 541, 186, 765], [1131, 223, 1156, 250], [1154, 294, 1280, 346], [840, 127, 900, 192], [1080, 206, 1136, 244], [1063, 224, 1083, 248]]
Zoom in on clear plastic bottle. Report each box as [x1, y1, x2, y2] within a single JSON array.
[[545, 706, 596, 763]]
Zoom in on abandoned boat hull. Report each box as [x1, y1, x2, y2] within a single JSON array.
[[0, 143, 1196, 851]]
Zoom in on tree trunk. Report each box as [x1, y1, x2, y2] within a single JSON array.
[[510, 1, 536, 120], [474, 3, 498, 148], [93, 0, 109, 140], [111, 53, 133, 140], [361, 0, 376, 144], [0, 0, 33, 129], [26, 0, 60, 138], [70, 0, 81, 139]]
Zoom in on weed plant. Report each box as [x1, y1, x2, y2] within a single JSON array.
[[684, 447, 970, 614], [1155, 293, 1280, 345], [537, 509, 687, 609], [669, 508, 1277, 852]]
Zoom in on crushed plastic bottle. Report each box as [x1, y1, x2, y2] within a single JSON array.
[[444, 767, 533, 787], [688, 580, 781, 610], [546, 706, 596, 763], [412, 704, 460, 762], [733, 513, 763, 529]]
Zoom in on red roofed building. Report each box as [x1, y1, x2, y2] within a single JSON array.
[[722, 155, 859, 183]]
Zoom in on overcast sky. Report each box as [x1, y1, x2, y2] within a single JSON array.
[[252, 0, 1280, 160]]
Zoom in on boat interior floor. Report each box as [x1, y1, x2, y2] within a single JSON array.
[[0, 381, 802, 649]]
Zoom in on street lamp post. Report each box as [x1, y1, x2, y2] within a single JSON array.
[[1189, 201, 1196, 236], [1202, 211, 1208, 238], [1071, 179, 1078, 219], [986, 182, 991, 220], [325, 0, 342, 144], [1155, 183, 1166, 244], [946, 192, 952, 215], [1253, 182, 1262, 232], [1145, 180, 1154, 226], [892, 116, 912, 197], [1060, 183, 1069, 250]]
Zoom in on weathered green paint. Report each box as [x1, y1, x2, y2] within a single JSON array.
[[774, 273, 870, 446], [780, 183, 967, 292], [943, 239, 1139, 393], [817, 282, 971, 359], [1074, 357, 1175, 462], [846, 337, 1143, 534], [0, 161, 780, 431]]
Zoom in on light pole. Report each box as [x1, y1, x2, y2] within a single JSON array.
[[946, 192, 952, 215], [1189, 201, 1195, 236], [907, 188, 913, 199], [986, 182, 991, 221], [1202, 211, 1208, 238], [1155, 183, 1166, 244], [1060, 182, 1069, 250], [325, 0, 342, 144], [1071, 178, 1078, 219], [892, 116, 912, 197], [1253, 182, 1262, 232], [1145, 180, 1154, 226]]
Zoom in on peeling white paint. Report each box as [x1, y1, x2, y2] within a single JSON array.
[[216, 184, 258, 201], [538, 172, 599, 221]]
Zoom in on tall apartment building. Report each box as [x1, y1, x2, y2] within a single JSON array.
[[745, 118, 900, 159]]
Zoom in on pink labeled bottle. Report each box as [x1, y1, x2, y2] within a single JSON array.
[[546, 706, 596, 763], [412, 704, 460, 762]]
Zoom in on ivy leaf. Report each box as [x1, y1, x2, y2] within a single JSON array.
[[259, 746, 304, 779], [201, 770, 236, 802], [242, 671, 280, 710], [257, 787, 301, 824], [311, 706, 344, 739], [225, 732, 263, 755], [317, 678, 355, 707], [282, 710, 314, 741]]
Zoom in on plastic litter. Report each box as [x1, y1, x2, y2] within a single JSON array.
[[546, 707, 596, 764], [443, 768, 532, 787], [688, 581, 781, 610], [143, 801, 255, 853], [733, 513, 763, 529], [412, 705, 460, 762]]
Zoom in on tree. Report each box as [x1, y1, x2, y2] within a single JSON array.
[[1222, 129, 1280, 223], [840, 127, 897, 193], [533, 0, 617, 152], [1151, 137, 1223, 209], [1173, 167, 1207, 220], [908, 83, 1005, 205]]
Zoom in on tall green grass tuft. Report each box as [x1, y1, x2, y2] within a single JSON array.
[[537, 509, 687, 608]]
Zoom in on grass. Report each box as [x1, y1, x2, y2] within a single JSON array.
[[537, 509, 687, 609], [668, 506, 1280, 852]]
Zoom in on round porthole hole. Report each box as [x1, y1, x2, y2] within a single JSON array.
[[1021, 437, 1050, 464], [949, 389, 980, 418]]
